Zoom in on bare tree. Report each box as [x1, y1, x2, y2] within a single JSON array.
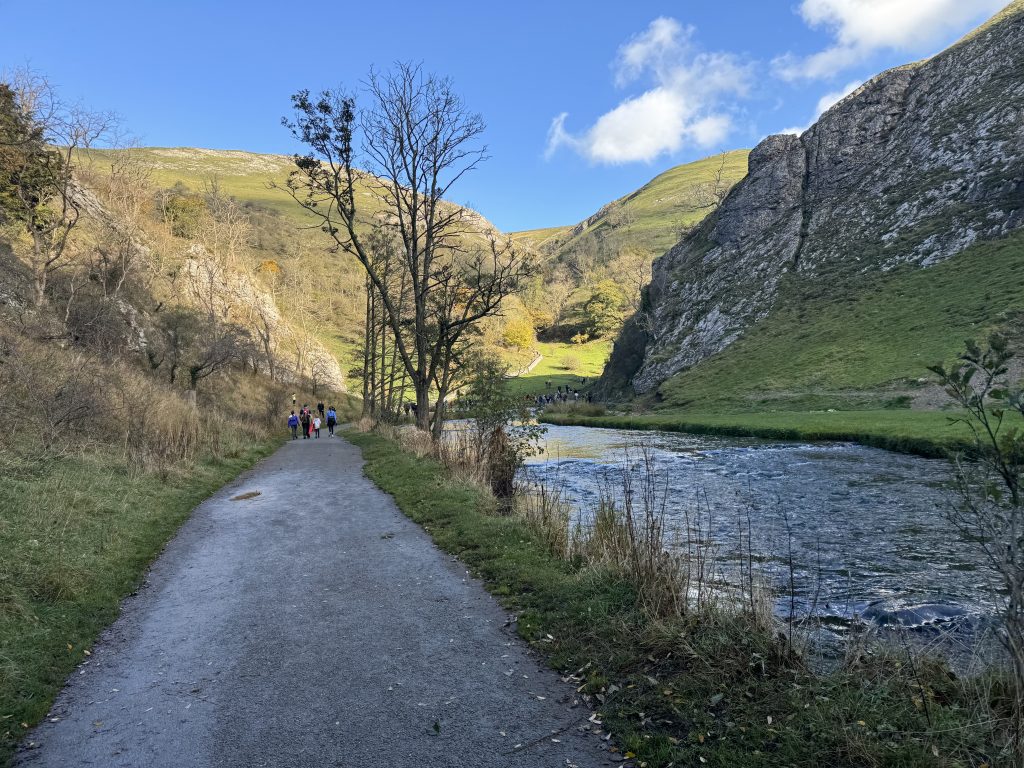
[[690, 154, 734, 212], [281, 63, 531, 435], [0, 70, 116, 307], [89, 150, 152, 299]]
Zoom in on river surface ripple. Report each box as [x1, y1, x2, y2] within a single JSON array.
[[520, 425, 1001, 639]]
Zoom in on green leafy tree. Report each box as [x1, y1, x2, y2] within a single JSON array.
[[461, 352, 544, 499], [583, 279, 627, 338]]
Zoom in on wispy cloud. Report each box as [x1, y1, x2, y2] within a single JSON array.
[[774, 0, 1007, 81], [545, 18, 751, 164]]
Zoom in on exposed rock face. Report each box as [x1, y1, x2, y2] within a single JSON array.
[[613, 3, 1024, 395]]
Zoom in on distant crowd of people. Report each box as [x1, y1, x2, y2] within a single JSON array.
[[534, 379, 593, 408], [287, 400, 338, 440], [535, 388, 592, 407]]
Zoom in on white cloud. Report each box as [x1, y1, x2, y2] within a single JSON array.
[[775, 0, 1007, 80], [546, 18, 751, 164], [776, 79, 862, 136]]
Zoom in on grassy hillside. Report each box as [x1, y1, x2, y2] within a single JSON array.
[[512, 150, 750, 259], [85, 147, 304, 219], [654, 228, 1024, 412]]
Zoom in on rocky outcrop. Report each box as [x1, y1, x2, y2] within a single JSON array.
[[612, 2, 1024, 394]]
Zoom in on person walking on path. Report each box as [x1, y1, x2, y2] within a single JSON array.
[[287, 411, 299, 440], [326, 406, 337, 436], [313, 415, 322, 439], [299, 409, 311, 439], [317, 401, 325, 419]]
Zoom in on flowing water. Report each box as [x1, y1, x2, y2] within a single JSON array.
[[520, 424, 1001, 644]]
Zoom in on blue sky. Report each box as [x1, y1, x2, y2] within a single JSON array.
[[0, 0, 1007, 231]]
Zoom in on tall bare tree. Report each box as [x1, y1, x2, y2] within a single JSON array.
[[281, 63, 531, 434]]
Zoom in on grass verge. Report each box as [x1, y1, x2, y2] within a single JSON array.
[[540, 408, 975, 458], [347, 429, 1015, 767], [0, 440, 279, 765]]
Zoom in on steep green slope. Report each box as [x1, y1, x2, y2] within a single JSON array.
[[512, 150, 749, 260], [656, 228, 1024, 411]]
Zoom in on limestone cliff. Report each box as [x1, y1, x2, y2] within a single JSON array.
[[607, 2, 1024, 395]]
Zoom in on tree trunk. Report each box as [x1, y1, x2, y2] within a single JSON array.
[[415, 383, 430, 432], [361, 275, 372, 418]]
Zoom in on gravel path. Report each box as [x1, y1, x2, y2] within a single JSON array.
[[17, 435, 615, 767]]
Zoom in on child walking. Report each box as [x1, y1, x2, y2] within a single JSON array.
[[313, 415, 322, 438]]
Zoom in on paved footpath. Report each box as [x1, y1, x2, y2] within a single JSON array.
[[17, 436, 616, 768]]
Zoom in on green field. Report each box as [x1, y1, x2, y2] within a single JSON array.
[[504, 340, 610, 398], [83, 147, 310, 220]]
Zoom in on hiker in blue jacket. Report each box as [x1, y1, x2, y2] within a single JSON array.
[[287, 411, 299, 440], [326, 406, 337, 436]]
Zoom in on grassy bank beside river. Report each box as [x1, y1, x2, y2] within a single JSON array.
[[348, 428, 1015, 767], [540, 408, 974, 458], [0, 441, 280, 765]]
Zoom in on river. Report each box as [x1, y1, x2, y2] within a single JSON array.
[[520, 424, 1001, 645]]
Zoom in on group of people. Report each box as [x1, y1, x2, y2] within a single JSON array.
[[535, 384, 592, 408], [287, 401, 338, 440]]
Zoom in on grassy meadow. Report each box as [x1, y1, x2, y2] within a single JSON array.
[[504, 340, 610, 398], [539, 229, 1024, 457]]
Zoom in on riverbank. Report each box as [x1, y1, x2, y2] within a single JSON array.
[[0, 440, 279, 765], [540, 408, 975, 458], [348, 428, 1015, 767]]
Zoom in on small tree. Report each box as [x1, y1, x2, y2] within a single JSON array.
[[502, 313, 535, 350], [582, 279, 627, 338], [930, 333, 1024, 747], [0, 71, 115, 307], [461, 352, 544, 500]]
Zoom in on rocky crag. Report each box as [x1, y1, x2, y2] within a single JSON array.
[[605, 1, 1024, 395]]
